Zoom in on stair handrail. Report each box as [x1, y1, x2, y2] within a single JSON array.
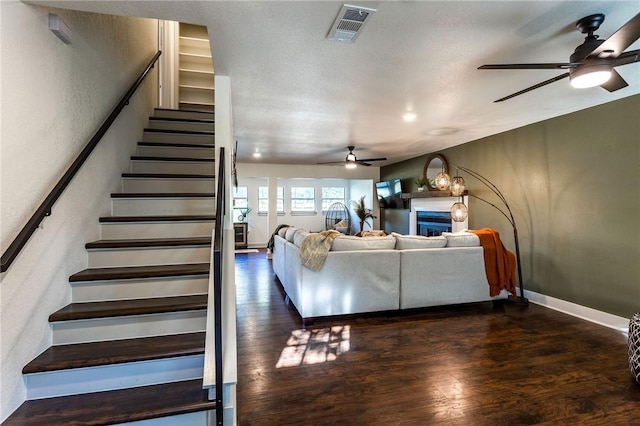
[[0, 51, 162, 273], [212, 146, 225, 425]]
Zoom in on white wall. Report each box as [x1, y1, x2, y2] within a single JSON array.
[[0, 2, 158, 420], [236, 163, 380, 246]]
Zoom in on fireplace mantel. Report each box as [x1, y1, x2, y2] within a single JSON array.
[[401, 190, 468, 199]]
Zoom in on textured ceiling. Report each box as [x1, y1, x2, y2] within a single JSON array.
[[31, 1, 640, 166]]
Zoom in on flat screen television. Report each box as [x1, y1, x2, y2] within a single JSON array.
[[375, 178, 403, 209]]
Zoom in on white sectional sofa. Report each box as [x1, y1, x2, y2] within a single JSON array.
[[272, 227, 505, 322]]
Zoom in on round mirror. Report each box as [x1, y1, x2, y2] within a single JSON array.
[[423, 154, 449, 191]]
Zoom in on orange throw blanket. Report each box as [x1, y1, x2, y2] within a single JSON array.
[[470, 228, 517, 297]]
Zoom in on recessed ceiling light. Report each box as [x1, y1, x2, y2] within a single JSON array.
[[252, 151, 262, 158], [402, 112, 417, 122]]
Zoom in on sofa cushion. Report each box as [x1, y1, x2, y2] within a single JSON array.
[[293, 230, 310, 247], [331, 235, 396, 251], [442, 231, 480, 247], [285, 227, 298, 242], [392, 233, 447, 249], [278, 227, 289, 238]]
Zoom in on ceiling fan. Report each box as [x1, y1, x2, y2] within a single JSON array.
[[479, 12, 640, 102], [317, 146, 387, 168]]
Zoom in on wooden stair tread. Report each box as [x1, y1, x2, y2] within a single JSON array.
[[49, 294, 208, 321], [111, 192, 215, 198], [69, 263, 210, 282], [130, 156, 215, 162], [121, 173, 215, 179], [137, 141, 214, 149], [23, 332, 205, 374], [149, 117, 214, 124], [86, 237, 212, 249], [99, 214, 215, 223], [155, 107, 214, 114], [2, 379, 214, 425], [143, 128, 214, 135]]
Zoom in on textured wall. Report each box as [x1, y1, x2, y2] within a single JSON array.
[[0, 2, 157, 420], [382, 94, 640, 318]]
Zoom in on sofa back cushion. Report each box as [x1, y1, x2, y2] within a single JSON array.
[[331, 235, 396, 251], [442, 231, 480, 247], [278, 227, 289, 238], [293, 230, 310, 247], [392, 233, 447, 249], [285, 227, 298, 242]]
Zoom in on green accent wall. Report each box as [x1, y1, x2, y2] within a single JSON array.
[[381, 94, 640, 318]]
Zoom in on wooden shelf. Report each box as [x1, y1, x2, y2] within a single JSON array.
[[401, 190, 467, 199]]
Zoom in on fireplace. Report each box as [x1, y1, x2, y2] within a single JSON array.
[[409, 196, 468, 236], [416, 211, 452, 236]]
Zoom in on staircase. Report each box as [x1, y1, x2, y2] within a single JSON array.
[[3, 108, 227, 425]]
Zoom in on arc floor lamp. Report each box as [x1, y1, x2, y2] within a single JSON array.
[[447, 165, 528, 305]]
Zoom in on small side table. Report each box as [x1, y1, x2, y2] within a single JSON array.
[[629, 313, 640, 385], [234, 222, 248, 249]]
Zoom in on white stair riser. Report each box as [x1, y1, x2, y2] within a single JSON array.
[[25, 355, 204, 399], [142, 132, 213, 145], [147, 120, 214, 133], [154, 109, 214, 120], [101, 221, 214, 240], [112, 197, 216, 216], [121, 411, 211, 426], [52, 311, 206, 344], [131, 161, 215, 174], [122, 178, 215, 193], [72, 276, 209, 303], [137, 146, 214, 158], [88, 246, 211, 268]]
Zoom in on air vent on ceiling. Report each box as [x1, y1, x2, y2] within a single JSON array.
[[327, 4, 377, 43]]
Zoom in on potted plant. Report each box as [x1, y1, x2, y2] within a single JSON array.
[[414, 177, 426, 192], [351, 195, 376, 234]]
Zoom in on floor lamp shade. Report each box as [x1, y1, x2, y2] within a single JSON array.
[[450, 202, 468, 222]]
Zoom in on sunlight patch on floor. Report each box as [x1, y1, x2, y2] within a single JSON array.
[[276, 325, 350, 368]]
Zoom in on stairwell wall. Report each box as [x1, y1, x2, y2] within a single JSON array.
[[0, 3, 158, 420]]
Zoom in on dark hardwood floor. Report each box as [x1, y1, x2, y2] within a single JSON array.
[[234, 251, 639, 425]]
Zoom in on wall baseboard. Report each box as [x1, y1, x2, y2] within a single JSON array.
[[521, 289, 630, 334]]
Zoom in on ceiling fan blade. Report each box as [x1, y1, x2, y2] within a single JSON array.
[[356, 161, 372, 166], [357, 157, 387, 162], [590, 13, 640, 58], [494, 72, 570, 102], [613, 49, 640, 66], [600, 69, 628, 92], [479, 63, 574, 70]]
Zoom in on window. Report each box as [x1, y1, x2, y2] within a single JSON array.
[[233, 186, 248, 222], [290, 187, 315, 213], [257, 186, 285, 214], [258, 187, 268, 214], [321, 187, 346, 211], [276, 187, 284, 213]]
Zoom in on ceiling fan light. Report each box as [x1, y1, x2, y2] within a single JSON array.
[[346, 152, 356, 162], [345, 160, 357, 169], [570, 64, 612, 89]]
